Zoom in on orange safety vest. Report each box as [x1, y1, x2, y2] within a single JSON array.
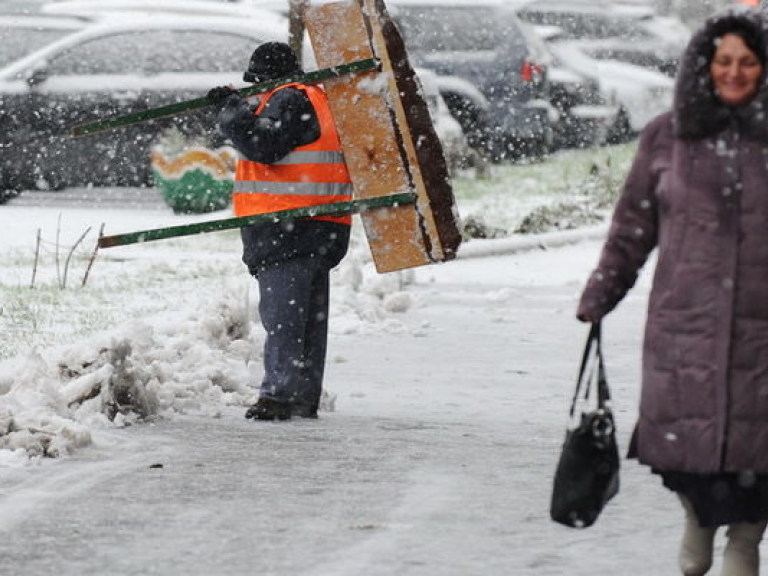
[[232, 83, 352, 225]]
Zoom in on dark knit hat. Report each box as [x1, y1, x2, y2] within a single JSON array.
[[243, 42, 300, 83]]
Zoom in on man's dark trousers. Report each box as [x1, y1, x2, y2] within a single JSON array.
[[256, 256, 331, 411]]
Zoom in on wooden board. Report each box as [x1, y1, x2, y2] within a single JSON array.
[[305, 0, 461, 273]]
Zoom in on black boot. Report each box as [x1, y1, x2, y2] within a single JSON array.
[[292, 403, 318, 419], [245, 398, 291, 421]]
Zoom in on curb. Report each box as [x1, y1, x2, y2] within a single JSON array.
[[457, 224, 609, 260], [8, 188, 166, 210]]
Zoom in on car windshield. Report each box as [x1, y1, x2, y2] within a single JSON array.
[[395, 6, 526, 52], [44, 29, 259, 76], [0, 26, 77, 68]]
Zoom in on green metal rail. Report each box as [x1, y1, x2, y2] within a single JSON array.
[[72, 57, 379, 138], [98, 192, 416, 248]]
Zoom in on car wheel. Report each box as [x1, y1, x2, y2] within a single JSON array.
[[36, 167, 67, 192], [0, 189, 20, 204], [0, 167, 10, 197], [1, 167, 32, 195]]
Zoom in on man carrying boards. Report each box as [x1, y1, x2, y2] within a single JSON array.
[[206, 41, 353, 421], [72, 0, 462, 422]]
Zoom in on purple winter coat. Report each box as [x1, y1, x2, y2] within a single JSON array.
[[578, 8, 768, 474]]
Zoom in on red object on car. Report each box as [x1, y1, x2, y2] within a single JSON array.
[[521, 60, 544, 82]]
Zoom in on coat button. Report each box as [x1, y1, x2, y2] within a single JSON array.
[[722, 277, 734, 290]]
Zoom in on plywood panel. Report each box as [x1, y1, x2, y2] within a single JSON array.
[[305, 0, 461, 273]]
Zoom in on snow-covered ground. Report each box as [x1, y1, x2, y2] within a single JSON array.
[[1, 151, 743, 574]]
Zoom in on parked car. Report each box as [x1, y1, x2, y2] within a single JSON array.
[[0, 11, 287, 194], [0, 13, 89, 69], [42, 0, 320, 80], [548, 39, 675, 138], [547, 61, 619, 148], [516, 0, 690, 78], [524, 23, 619, 150], [41, 0, 275, 18], [566, 36, 681, 77], [387, 0, 555, 162], [0, 12, 90, 201]]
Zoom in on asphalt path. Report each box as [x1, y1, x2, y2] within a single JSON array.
[[0, 251, 702, 576]]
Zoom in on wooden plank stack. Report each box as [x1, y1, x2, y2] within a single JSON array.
[[305, 0, 462, 273]]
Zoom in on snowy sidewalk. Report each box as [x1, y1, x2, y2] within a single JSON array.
[[0, 240, 720, 576]]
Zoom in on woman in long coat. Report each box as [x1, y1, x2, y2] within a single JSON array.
[[578, 8, 768, 575]]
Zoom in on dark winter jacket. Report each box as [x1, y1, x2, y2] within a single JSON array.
[[577, 8, 768, 474], [216, 86, 349, 274]]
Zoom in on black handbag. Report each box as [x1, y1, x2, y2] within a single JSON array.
[[550, 322, 620, 528]]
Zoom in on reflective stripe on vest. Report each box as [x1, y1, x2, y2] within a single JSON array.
[[271, 150, 345, 165], [235, 180, 353, 196], [233, 83, 352, 225]]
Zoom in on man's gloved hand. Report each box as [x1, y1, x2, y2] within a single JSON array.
[[206, 85, 238, 105]]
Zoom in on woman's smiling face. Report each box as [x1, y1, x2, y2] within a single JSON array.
[[710, 33, 763, 107]]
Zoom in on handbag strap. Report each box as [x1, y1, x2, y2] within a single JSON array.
[[568, 322, 611, 417], [595, 330, 610, 407]]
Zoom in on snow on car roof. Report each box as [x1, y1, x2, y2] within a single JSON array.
[[0, 13, 90, 27], [551, 39, 674, 87], [27, 11, 286, 37], [0, 11, 287, 78], [41, 0, 286, 23], [386, 0, 506, 7], [233, 0, 288, 12], [518, 1, 655, 18]]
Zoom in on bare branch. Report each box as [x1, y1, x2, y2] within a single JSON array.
[[30, 228, 42, 289], [62, 227, 92, 289], [56, 213, 62, 288], [81, 223, 105, 288]]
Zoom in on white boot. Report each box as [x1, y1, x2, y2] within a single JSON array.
[[721, 520, 768, 576], [679, 495, 717, 576]]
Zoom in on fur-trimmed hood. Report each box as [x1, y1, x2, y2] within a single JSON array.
[[674, 7, 768, 141]]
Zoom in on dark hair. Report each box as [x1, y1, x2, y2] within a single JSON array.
[[705, 16, 766, 66]]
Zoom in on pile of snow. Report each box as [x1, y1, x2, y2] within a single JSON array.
[[0, 282, 254, 458], [0, 210, 419, 465]]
